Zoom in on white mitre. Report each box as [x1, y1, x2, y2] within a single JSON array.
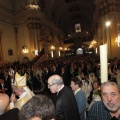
[[14, 72, 26, 88], [14, 72, 34, 96]]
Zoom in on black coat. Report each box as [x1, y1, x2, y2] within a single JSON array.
[[54, 86, 80, 120], [60, 72, 68, 86], [0, 84, 5, 93], [3, 75, 12, 96], [43, 70, 51, 81], [0, 108, 19, 120]]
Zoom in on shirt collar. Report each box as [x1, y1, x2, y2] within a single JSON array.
[[74, 88, 81, 95], [57, 85, 64, 94], [18, 91, 27, 101]]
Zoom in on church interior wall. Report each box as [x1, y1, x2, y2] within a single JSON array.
[[0, 24, 18, 63]]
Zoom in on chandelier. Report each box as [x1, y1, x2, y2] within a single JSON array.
[[22, 46, 29, 54], [50, 45, 55, 50], [26, 0, 40, 10]]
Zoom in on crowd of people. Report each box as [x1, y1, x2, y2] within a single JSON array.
[[0, 55, 120, 120]]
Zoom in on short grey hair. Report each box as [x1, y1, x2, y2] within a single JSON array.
[[51, 75, 63, 85], [101, 81, 120, 93]]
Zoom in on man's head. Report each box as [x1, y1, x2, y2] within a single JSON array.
[[48, 75, 64, 93], [43, 66, 48, 71], [13, 87, 25, 96], [13, 72, 34, 97], [101, 81, 120, 112], [52, 65, 56, 70], [4, 70, 8, 76], [93, 80, 101, 90], [19, 95, 55, 120], [70, 77, 82, 92], [0, 93, 9, 115]]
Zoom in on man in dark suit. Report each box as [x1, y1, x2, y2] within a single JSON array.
[[3, 70, 12, 97], [43, 66, 51, 81], [60, 67, 68, 86], [51, 65, 59, 75], [43, 66, 52, 94], [0, 77, 10, 94], [48, 74, 81, 120], [0, 93, 19, 120]]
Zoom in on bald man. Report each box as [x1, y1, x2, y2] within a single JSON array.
[[0, 93, 19, 120], [48, 74, 80, 120], [0, 93, 9, 115]]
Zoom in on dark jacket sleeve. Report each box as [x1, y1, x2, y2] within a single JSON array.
[[0, 108, 19, 120]]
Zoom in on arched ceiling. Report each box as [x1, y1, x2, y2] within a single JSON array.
[[0, 0, 105, 40], [41, 0, 96, 36]]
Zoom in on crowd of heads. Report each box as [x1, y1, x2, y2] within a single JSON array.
[[0, 55, 120, 120]]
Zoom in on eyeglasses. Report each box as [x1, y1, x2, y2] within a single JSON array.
[[48, 83, 55, 88]]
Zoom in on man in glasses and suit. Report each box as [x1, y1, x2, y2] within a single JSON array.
[[48, 74, 80, 120]]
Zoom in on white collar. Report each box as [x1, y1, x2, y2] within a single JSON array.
[[18, 91, 27, 101], [57, 85, 64, 93]]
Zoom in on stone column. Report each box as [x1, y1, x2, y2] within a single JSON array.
[[27, 16, 41, 59]]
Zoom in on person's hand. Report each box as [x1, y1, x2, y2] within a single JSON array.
[[10, 93, 17, 103]]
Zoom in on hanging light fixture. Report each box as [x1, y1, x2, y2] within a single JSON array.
[[26, 0, 40, 10], [50, 45, 55, 50], [22, 46, 29, 54]]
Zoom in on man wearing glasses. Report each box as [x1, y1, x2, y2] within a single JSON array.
[[48, 74, 80, 120]]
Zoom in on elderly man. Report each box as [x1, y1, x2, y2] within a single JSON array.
[[0, 93, 9, 115], [48, 74, 80, 120], [0, 93, 19, 120], [10, 72, 34, 110], [88, 81, 120, 120]]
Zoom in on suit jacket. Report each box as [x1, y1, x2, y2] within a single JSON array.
[[0, 84, 3, 89], [75, 89, 86, 120], [51, 69, 59, 75], [3, 75, 12, 96], [0, 83, 5, 93], [43, 70, 51, 81], [54, 86, 80, 120], [0, 108, 19, 120], [60, 71, 68, 86]]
